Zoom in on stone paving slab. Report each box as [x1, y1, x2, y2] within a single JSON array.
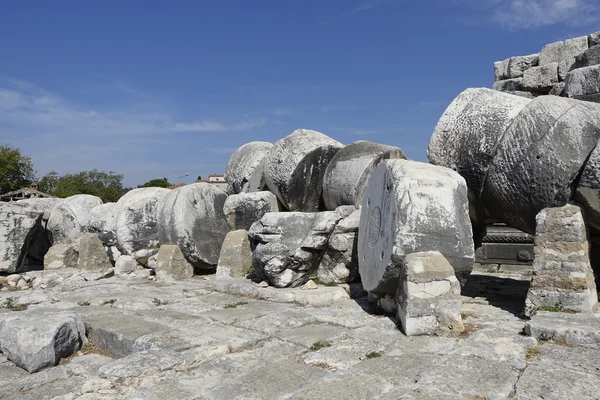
[[524, 311, 600, 347], [0, 272, 599, 399]]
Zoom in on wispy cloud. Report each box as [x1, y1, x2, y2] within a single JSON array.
[[320, 0, 390, 26], [0, 79, 267, 185], [458, 0, 600, 30], [269, 107, 292, 116]]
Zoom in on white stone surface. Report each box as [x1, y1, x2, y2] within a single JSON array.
[[157, 183, 229, 270], [358, 160, 474, 295], [225, 141, 273, 195], [47, 194, 103, 244]]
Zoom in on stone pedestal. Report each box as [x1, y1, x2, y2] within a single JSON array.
[[396, 251, 463, 336], [525, 205, 598, 315]]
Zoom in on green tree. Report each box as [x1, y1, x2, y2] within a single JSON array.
[[138, 178, 172, 188], [38, 169, 125, 203], [0, 143, 36, 194]]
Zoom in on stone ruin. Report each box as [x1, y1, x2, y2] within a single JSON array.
[[0, 31, 599, 400]]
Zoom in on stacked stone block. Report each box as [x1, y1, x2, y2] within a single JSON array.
[[493, 31, 600, 102], [525, 205, 598, 316], [396, 251, 463, 336]]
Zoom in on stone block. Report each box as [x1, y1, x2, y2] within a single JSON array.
[[538, 36, 588, 67], [114, 255, 143, 276], [217, 230, 253, 279], [564, 64, 600, 99], [396, 251, 463, 336], [508, 54, 539, 78], [77, 233, 113, 271], [589, 31, 600, 47], [575, 45, 600, 68], [0, 311, 86, 373], [155, 244, 194, 282], [492, 77, 524, 92], [223, 191, 279, 231], [523, 63, 559, 92], [493, 58, 510, 81], [44, 243, 79, 270], [0, 203, 44, 273], [358, 160, 474, 294], [225, 141, 273, 195], [548, 82, 566, 96], [525, 205, 598, 315]]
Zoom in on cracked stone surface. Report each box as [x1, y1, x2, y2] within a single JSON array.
[[0, 268, 599, 399]]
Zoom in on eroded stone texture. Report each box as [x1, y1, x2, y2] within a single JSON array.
[[493, 58, 510, 81], [115, 188, 169, 260], [358, 160, 474, 295], [523, 63, 559, 93], [250, 211, 346, 287], [78, 233, 113, 271], [47, 194, 103, 245], [564, 64, 600, 102], [0, 311, 86, 373], [157, 183, 229, 271], [525, 205, 598, 315], [483, 96, 600, 234], [492, 78, 524, 92], [44, 243, 79, 270], [0, 203, 44, 273], [317, 209, 360, 284], [507, 54, 539, 78], [574, 45, 600, 68], [114, 255, 143, 276], [264, 129, 343, 211], [88, 203, 117, 246], [217, 230, 253, 279], [223, 191, 279, 231], [322, 141, 406, 210], [538, 36, 588, 68], [225, 141, 273, 195], [575, 143, 600, 232], [428, 88, 530, 220], [396, 251, 463, 336], [155, 244, 194, 282]]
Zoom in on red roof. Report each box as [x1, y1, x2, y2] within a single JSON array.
[[167, 183, 186, 190]]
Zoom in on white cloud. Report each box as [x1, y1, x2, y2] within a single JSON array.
[[0, 79, 267, 185], [462, 0, 600, 30]]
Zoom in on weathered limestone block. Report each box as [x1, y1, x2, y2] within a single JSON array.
[[44, 243, 79, 270], [155, 244, 194, 282], [157, 183, 229, 271], [114, 255, 143, 276], [17, 198, 62, 216], [249, 211, 344, 287], [564, 65, 600, 102], [216, 230, 253, 279], [358, 160, 474, 295], [47, 194, 103, 244], [88, 203, 117, 246], [576, 143, 600, 232], [77, 233, 113, 271], [538, 36, 588, 67], [548, 82, 566, 96], [483, 96, 600, 234], [574, 45, 600, 68], [428, 88, 530, 215], [223, 191, 279, 231], [525, 205, 598, 315], [225, 141, 273, 195], [322, 141, 406, 210], [396, 251, 463, 336], [0, 311, 86, 373], [494, 58, 510, 81], [523, 63, 559, 93], [590, 31, 600, 47], [508, 54, 539, 78], [492, 78, 524, 92], [317, 209, 361, 284], [264, 129, 343, 211], [115, 188, 169, 260], [0, 203, 44, 273]]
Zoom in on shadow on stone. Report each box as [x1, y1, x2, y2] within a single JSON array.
[[461, 274, 531, 317]]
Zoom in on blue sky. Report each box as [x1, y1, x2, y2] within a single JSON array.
[[0, 0, 598, 187]]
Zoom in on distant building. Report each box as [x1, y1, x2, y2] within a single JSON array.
[[208, 174, 226, 182], [0, 183, 55, 202]]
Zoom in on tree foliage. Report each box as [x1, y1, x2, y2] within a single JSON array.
[[138, 178, 172, 188], [38, 169, 125, 203], [0, 143, 36, 194]]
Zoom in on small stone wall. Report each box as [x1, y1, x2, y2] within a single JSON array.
[[493, 31, 600, 102]]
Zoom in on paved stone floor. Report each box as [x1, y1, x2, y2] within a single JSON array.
[[0, 267, 599, 400]]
